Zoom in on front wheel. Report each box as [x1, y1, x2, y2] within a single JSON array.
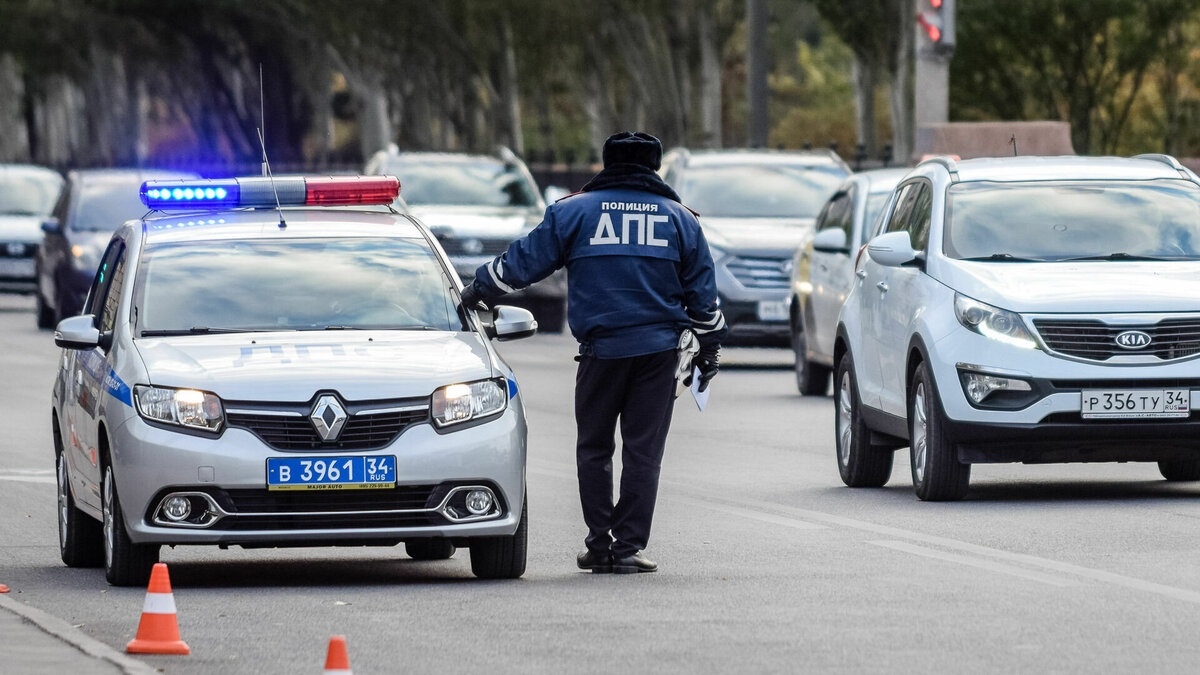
[[909, 362, 970, 501], [834, 353, 893, 487], [102, 465, 160, 586], [469, 496, 527, 579], [57, 452, 103, 567], [1158, 460, 1200, 481], [792, 323, 830, 396]]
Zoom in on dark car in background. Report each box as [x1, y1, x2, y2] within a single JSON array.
[[0, 165, 63, 295], [35, 168, 197, 328], [365, 146, 567, 332], [660, 149, 850, 345]]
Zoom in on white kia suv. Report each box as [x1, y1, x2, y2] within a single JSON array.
[[835, 154, 1200, 500]]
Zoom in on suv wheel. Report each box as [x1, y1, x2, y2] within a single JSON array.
[[793, 323, 830, 396], [57, 452, 103, 567], [406, 538, 456, 560], [102, 465, 160, 586], [909, 362, 970, 501], [1158, 460, 1200, 481], [834, 353, 893, 487], [469, 496, 527, 579]]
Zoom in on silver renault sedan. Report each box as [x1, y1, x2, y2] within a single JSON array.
[[50, 176, 534, 585]]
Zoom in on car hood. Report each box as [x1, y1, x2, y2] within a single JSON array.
[[136, 331, 495, 402], [702, 217, 816, 257], [409, 205, 540, 239], [0, 214, 44, 244], [938, 260, 1200, 313]]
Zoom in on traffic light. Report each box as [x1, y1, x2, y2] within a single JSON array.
[[917, 0, 955, 55]]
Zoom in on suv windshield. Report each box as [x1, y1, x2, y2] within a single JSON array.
[[386, 159, 538, 208], [75, 180, 152, 231], [678, 164, 847, 219], [0, 171, 61, 216], [136, 237, 461, 334], [945, 180, 1200, 261]]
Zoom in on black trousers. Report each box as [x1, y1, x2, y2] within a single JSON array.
[[574, 349, 677, 558]]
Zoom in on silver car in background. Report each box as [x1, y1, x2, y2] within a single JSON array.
[[0, 164, 63, 294], [660, 149, 850, 345], [790, 168, 910, 394], [365, 146, 567, 332]]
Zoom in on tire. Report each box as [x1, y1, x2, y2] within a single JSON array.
[[405, 538, 456, 560], [57, 451, 104, 568], [469, 496, 527, 579], [909, 362, 970, 501], [834, 353, 893, 487], [793, 323, 831, 396], [102, 465, 160, 586], [533, 299, 566, 334], [36, 286, 57, 330], [1158, 460, 1200, 481]]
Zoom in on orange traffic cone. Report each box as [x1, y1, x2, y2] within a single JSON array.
[[324, 635, 352, 674], [126, 563, 190, 655]]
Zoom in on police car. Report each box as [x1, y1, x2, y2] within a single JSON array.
[[50, 176, 534, 585]]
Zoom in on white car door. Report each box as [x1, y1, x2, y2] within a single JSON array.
[[860, 183, 916, 411], [809, 189, 854, 359]]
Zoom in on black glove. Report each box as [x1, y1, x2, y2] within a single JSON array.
[[692, 350, 720, 393], [458, 283, 488, 312]]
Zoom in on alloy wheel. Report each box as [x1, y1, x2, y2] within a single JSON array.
[[57, 454, 69, 550], [838, 371, 853, 465], [102, 467, 114, 568], [912, 383, 928, 482]]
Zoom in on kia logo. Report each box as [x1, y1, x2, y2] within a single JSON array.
[[1114, 330, 1152, 350]]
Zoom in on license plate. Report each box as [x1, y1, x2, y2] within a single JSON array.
[[0, 257, 34, 278], [1081, 389, 1190, 419], [266, 456, 396, 491], [757, 300, 789, 322]]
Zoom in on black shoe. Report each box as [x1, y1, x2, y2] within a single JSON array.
[[577, 550, 612, 573], [612, 552, 657, 574]]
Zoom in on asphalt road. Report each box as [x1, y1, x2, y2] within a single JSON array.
[[5, 292, 1200, 673]]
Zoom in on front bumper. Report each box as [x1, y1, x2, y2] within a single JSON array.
[[109, 406, 527, 545], [0, 252, 36, 293]]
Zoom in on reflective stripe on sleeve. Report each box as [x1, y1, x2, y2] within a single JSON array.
[[692, 311, 726, 334], [488, 259, 516, 293]]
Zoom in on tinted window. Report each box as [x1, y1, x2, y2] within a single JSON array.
[[386, 160, 538, 207], [86, 241, 124, 326], [907, 183, 933, 250], [73, 180, 150, 231], [100, 249, 127, 333], [944, 180, 1200, 261], [678, 164, 848, 218], [136, 238, 460, 334], [861, 193, 892, 245], [886, 184, 916, 234], [819, 192, 852, 236], [0, 170, 61, 216]]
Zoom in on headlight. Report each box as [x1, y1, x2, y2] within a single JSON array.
[[953, 294, 1037, 349], [134, 385, 224, 432], [70, 244, 100, 272], [431, 379, 507, 427]]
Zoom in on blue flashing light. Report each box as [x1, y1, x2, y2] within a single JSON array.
[[141, 179, 241, 209]]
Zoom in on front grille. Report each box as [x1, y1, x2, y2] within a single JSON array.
[[218, 485, 439, 513], [438, 238, 512, 257], [1033, 318, 1200, 361], [1, 242, 36, 258], [725, 256, 791, 290], [227, 407, 428, 451]]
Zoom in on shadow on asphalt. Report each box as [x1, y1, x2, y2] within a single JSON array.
[[162, 556, 488, 588], [808, 478, 1200, 505]]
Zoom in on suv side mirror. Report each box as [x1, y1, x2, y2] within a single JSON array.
[[41, 217, 62, 235], [492, 305, 538, 341], [812, 228, 849, 254], [54, 315, 100, 350], [867, 231, 919, 267]]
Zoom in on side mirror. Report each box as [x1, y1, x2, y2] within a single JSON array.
[[867, 231, 919, 267], [41, 217, 62, 235], [543, 186, 570, 203], [492, 305, 538, 341], [812, 228, 849, 254], [54, 315, 100, 350]]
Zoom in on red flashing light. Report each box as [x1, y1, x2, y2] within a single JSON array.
[[930, 0, 942, 7], [305, 176, 400, 206], [917, 14, 942, 42]]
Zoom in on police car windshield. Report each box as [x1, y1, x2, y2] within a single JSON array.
[[74, 181, 151, 231], [678, 164, 847, 219], [386, 160, 538, 208], [135, 237, 462, 334], [0, 171, 60, 216]]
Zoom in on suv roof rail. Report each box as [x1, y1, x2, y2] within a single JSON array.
[[917, 155, 960, 182], [496, 145, 520, 164], [1133, 153, 1193, 180]]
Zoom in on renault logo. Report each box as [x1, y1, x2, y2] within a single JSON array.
[[310, 395, 347, 441], [1114, 330, 1152, 350]]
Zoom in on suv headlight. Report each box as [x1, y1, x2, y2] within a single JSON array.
[[134, 385, 224, 432], [953, 294, 1037, 349], [431, 379, 507, 428]]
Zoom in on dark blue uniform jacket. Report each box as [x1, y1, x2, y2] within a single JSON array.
[[470, 188, 727, 358]]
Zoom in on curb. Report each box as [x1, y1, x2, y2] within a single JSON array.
[[0, 593, 157, 675]]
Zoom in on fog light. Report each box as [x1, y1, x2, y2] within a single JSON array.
[[963, 372, 1031, 403], [464, 490, 494, 516], [163, 496, 192, 522]]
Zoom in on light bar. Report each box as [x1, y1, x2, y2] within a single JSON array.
[[140, 176, 400, 210]]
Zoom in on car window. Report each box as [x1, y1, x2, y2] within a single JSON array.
[[860, 192, 893, 246], [384, 159, 538, 208], [71, 179, 151, 231], [677, 163, 848, 219], [99, 247, 128, 334], [135, 237, 461, 334], [0, 171, 62, 216], [907, 183, 933, 251], [885, 184, 916, 234], [85, 240, 123, 326], [819, 191, 853, 238]]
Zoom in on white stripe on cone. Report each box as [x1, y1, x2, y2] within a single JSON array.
[[141, 592, 177, 615], [324, 670, 352, 674]]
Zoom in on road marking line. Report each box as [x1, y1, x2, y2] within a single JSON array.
[[0, 594, 156, 675], [0, 469, 53, 475], [868, 540, 1080, 587], [675, 496, 826, 531], [0, 475, 55, 484]]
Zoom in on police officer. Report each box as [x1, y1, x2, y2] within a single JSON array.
[[459, 132, 727, 574]]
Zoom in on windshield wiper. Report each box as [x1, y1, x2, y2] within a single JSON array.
[[1058, 252, 1170, 262], [960, 253, 1044, 262], [318, 324, 441, 331], [140, 326, 254, 337]]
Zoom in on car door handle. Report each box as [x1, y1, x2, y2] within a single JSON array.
[[856, 269, 867, 279], [876, 281, 889, 293]]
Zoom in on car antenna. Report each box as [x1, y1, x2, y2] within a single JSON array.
[[257, 63, 286, 229], [1009, 133, 1018, 156]]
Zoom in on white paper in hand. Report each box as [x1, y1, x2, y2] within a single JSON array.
[[690, 366, 709, 411]]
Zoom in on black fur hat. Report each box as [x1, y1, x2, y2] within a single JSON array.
[[602, 131, 664, 170]]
